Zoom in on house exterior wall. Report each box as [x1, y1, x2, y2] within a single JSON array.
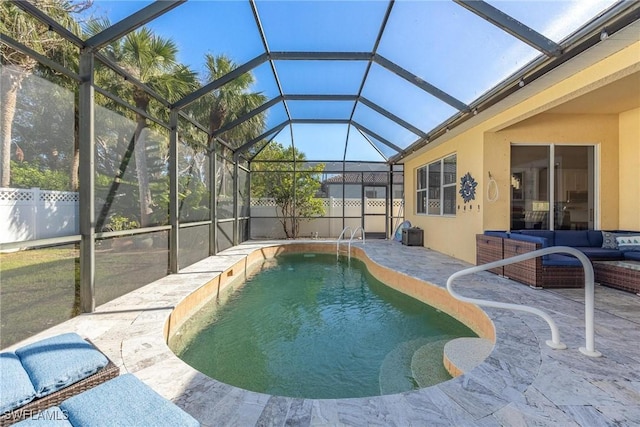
[[485, 113, 620, 230], [405, 131, 484, 262], [404, 40, 640, 264], [619, 107, 640, 231], [327, 184, 378, 199]]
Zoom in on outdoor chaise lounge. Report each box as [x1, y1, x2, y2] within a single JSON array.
[[1, 333, 119, 426], [13, 374, 199, 427], [2, 333, 199, 426]]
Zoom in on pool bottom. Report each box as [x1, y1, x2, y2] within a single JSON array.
[[171, 253, 477, 399]]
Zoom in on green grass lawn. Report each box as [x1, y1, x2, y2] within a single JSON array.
[[1, 247, 79, 348], [1, 240, 170, 349], [94, 243, 169, 305]]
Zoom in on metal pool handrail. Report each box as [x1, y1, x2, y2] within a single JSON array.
[[446, 246, 601, 357], [337, 226, 353, 259], [349, 226, 365, 255], [337, 226, 365, 260]]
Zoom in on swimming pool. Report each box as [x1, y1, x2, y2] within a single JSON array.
[[170, 252, 476, 399]]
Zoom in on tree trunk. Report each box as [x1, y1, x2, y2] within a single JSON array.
[[284, 219, 292, 239], [133, 115, 152, 227], [292, 216, 299, 239], [70, 143, 80, 191], [0, 68, 25, 187], [132, 88, 152, 227], [279, 202, 292, 238], [70, 103, 80, 191], [95, 132, 136, 231]]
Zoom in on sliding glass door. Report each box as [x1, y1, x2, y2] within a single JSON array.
[[511, 145, 595, 231], [554, 146, 595, 230]]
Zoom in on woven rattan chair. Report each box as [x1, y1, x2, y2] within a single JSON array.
[[1, 334, 119, 426]]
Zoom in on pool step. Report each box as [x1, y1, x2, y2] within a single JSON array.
[[410, 339, 453, 388], [443, 337, 494, 377], [378, 338, 431, 395], [378, 336, 456, 395]]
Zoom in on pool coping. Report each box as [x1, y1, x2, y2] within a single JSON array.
[[166, 243, 496, 366], [6, 240, 640, 426]]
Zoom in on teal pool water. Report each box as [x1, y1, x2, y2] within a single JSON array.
[[173, 253, 476, 399]]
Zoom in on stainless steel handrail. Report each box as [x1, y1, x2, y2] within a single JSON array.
[[447, 246, 601, 357], [336, 226, 353, 259], [348, 226, 365, 255]]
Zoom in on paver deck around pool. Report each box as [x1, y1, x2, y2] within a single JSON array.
[[6, 240, 640, 426]]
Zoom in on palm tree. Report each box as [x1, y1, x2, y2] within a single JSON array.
[[0, 0, 88, 188], [87, 19, 197, 227], [200, 53, 267, 147], [123, 29, 196, 227], [182, 54, 267, 223]]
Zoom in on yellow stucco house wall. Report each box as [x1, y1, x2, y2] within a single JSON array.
[[403, 39, 640, 264]]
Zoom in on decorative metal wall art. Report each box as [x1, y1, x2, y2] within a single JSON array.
[[459, 172, 477, 203]]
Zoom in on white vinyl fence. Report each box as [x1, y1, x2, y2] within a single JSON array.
[[250, 198, 404, 239], [0, 187, 79, 243], [0, 189, 403, 243]]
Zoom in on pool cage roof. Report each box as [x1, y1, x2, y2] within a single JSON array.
[[8, 0, 639, 165]]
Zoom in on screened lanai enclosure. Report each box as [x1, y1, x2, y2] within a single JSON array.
[[1, 0, 637, 347]]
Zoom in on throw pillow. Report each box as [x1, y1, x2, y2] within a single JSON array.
[[602, 231, 622, 249], [615, 235, 640, 252]]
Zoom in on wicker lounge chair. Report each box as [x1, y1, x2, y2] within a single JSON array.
[[1, 333, 119, 426]]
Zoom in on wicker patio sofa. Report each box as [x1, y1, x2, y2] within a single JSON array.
[[502, 233, 585, 289], [475, 232, 506, 276], [1, 333, 119, 426], [476, 229, 640, 290]]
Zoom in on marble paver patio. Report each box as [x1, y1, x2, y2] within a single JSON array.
[[6, 240, 640, 426]]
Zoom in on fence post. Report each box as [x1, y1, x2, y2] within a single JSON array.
[[31, 187, 40, 240], [329, 197, 334, 237]]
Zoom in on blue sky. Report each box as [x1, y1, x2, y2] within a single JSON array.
[[86, 0, 618, 162]]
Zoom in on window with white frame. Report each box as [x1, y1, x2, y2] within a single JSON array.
[[416, 154, 457, 215]]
